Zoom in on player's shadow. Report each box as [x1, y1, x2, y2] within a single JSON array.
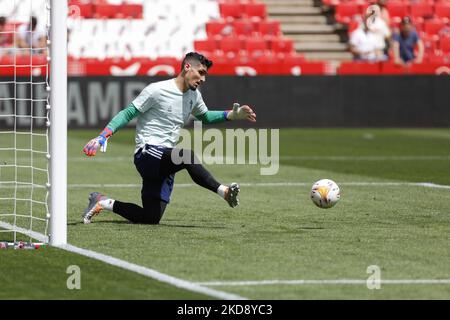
[[160, 223, 227, 229], [67, 220, 130, 226], [68, 220, 227, 229]]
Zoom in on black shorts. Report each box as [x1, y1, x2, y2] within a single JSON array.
[[134, 144, 174, 203]]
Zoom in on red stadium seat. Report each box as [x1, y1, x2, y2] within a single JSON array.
[[421, 33, 439, 54], [94, 4, 118, 19], [233, 19, 254, 36], [244, 2, 267, 18], [194, 39, 218, 53], [244, 38, 267, 54], [219, 37, 242, 53], [258, 20, 281, 36], [70, 3, 94, 18], [386, 2, 408, 20], [441, 37, 450, 53], [270, 38, 294, 53], [220, 3, 242, 19], [120, 4, 143, 19], [335, 3, 362, 24], [424, 19, 447, 35], [206, 20, 232, 37], [434, 3, 450, 20], [410, 3, 434, 19]]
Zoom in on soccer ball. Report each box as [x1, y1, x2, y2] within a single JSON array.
[[310, 179, 340, 209]]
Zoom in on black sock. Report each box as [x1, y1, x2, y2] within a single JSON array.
[[113, 198, 167, 224]]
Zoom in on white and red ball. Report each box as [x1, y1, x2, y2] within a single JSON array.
[[310, 179, 340, 209]]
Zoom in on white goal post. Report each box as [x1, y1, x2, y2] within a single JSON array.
[[49, 0, 67, 246], [0, 0, 67, 246]]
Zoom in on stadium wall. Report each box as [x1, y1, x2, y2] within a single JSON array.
[[0, 76, 449, 128]]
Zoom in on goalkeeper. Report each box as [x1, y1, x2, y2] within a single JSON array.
[[82, 52, 256, 224]]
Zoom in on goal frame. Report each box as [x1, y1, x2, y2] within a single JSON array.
[[49, 0, 67, 245]]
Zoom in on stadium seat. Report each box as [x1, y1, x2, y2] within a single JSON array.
[[441, 37, 450, 53], [258, 20, 281, 36], [335, 3, 362, 24], [410, 3, 434, 19], [220, 2, 242, 19], [206, 20, 232, 37], [70, 3, 94, 18], [233, 19, 254, 36], [421, 33, 439, 54], [270, 38, 294, 53], [244, 2, 267, 19], [194, 39, 218, 53], [120, 4, 143, 19], [94, 4, 119, 19], [424, 19, 447, 35], [386, 1, 408, 20], [244, 37, 267, 54], [219, 37, 242, 53], [434, 3, 450, 21]]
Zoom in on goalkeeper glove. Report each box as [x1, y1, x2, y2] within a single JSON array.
[[83, 127, 113, 157], [226, 103, 257, 122]]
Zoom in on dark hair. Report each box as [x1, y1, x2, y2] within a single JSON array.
[[401, 16, 412, 25], [181, 52, 213, 71], [0, 16, 6, 26], [31, 16, 37, 30]]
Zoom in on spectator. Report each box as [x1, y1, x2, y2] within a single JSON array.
[[376, 0, 390, 26], [16, 16, 46, 55], [366, 4, 391, 60], [0, 16, 8, 48], [392, 16, 424, 65], [349, 14, 380, 61]]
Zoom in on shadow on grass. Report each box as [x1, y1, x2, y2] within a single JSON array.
[[68, 220, 228, 229]]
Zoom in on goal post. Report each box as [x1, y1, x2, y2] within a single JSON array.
[[0, 0, 67, 246], [49, 0, 67, 246]]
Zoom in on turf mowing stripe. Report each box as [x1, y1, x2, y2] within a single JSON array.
[[196, 279, 450, 286], [0, 222, 246, 300]]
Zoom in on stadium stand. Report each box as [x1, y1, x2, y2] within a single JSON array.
[[0, 0, 449, 75]]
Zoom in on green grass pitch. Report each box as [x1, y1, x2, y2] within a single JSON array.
[[1, 128, 450, 299]]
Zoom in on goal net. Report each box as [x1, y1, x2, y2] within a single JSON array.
[[0, 0, 67, 246]]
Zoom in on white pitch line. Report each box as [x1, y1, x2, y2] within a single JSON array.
[[60, 244, 246, 300], [0, 221, 49, 243], [0, 221, 246, 300], [196, 279, 450, 286], [3, 182, 450, 189], [5, 155, 449, 163], [64, 182, 450, 189]]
